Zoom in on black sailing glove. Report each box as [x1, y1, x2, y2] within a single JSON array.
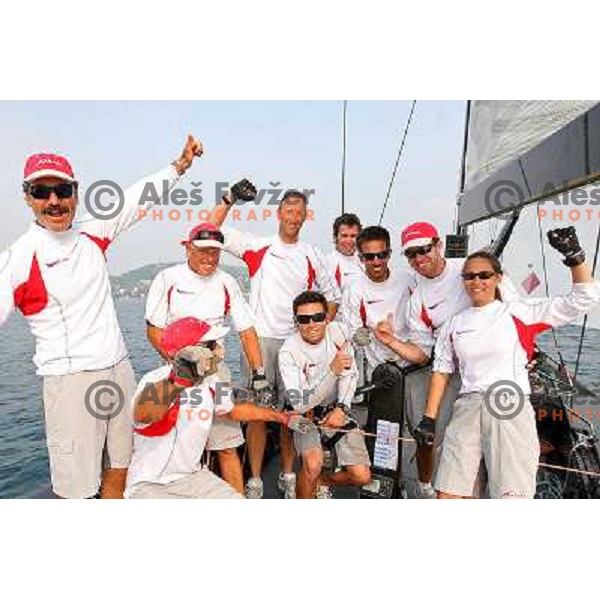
[[413, 415, 436, 448], [547, 226, 585, 267], [230, 179, 257, 203]]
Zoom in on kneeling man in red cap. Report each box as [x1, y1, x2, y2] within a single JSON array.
[[126, 317, 308, 499]]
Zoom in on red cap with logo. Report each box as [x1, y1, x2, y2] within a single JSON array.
[[160, 317, 229, 358], [23, 153, 75, 183], [182, 222, 225, 249], [401, 222, 439, 250]]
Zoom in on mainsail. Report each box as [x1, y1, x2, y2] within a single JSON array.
[[458, 100, 600, 226]]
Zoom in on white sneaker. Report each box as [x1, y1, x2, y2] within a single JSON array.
[[278, 472, 297, 499], [245, 477, 264, 499], [315, 484, 333, 499], [416, 481, 436, 500]]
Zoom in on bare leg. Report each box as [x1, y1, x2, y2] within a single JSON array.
[[320, 465, 371, 487], [100, 467, 127, 499], [247, 421, 267, 479], [416, 445, 434, 483], [436, 491, 471, 499], [217, 448, 244, 494], [280, 425, 296, 474], [297, 449, 322, 499]]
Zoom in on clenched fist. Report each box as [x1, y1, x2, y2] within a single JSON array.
[[173, 134, 204, 175]]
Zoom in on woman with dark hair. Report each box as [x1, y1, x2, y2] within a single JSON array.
[[414, 227, 600, 499]]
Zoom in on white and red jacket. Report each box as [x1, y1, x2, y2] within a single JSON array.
[[433, 282, 600, 395], [221, 225, 340, 339], [145, 263, 255, 333], [408, 258, 520, 356], [344, 268, 415, 370], [324, 250, 363, 295], [278, 322, 358, 411], [124, 365, 235, 495], [0, 166, 179, 375]]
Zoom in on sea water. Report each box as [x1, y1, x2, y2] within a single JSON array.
[[0, 298, 598, 499]]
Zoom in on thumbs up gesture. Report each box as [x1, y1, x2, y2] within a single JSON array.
[[330, 341, 352, 376], [374, 314, 395, 347]]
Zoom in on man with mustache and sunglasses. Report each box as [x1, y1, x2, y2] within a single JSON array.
[[0, 136, 203, 499], [374, 222, 517, 498], [278, 291, 371, 499], [145, 221, 266, 494]]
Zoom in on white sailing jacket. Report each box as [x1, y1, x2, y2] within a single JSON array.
[[408, 258, 520, 356], [125, 365, 235, 495], [344, 268, 414, 370], [278, 322, 358, 411], [324, 249, 363, 295], [145, 263, 255, 333], [221, 225, 340, 339], [0, 166, 179, 375], [433, 282, 600, 395]]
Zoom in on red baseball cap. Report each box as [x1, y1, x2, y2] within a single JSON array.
[[401, 222, 439, 250], [24, 153, 75, 183], [160, 317, 229, 358], [182, 222, 224, 249]]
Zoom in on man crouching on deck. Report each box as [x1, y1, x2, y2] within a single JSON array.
[[125, 317, 310, 499], [278, 291, 371, 499]]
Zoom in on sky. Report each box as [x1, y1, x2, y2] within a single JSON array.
[[0, 101, 465, 273], [2, 100, 599, 328]]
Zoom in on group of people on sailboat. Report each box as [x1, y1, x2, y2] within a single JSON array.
[[2, 134, 599, 499]]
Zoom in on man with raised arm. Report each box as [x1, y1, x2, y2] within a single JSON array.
[[145, 221, 266, 494], [0, 136, 203, 498], [209, 184, 340, 498]]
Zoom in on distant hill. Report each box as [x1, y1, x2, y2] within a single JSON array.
[[111, 261, 250, 298]]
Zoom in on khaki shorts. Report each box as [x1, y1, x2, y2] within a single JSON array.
[[241, 337, 286, 409], [127, 468, 243, 499], [43, 358, 136, 498], [294, 426, 371, 467], [434, 393, 540, 499]]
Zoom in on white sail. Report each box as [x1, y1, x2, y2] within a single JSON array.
[[464, 100, 597, 191]]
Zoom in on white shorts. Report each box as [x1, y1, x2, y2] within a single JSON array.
[[434, 393, 540, 499], [127, 468, 243, 499], [42, 359, 136, 498]]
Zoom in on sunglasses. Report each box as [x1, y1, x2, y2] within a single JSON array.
[[404, 244, 434, 259], [191, 230, 225, 244], [461, 271, 497, 281], [360, 250, 390, 261], [295, 312, 327, 325], [24, 182, 77, 200]]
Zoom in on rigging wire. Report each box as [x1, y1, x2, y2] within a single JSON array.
[[518, 157, 565, 363], [341, 100, 348, 214], [378, 100, 417, 225], [573, 217, 600, 380]]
